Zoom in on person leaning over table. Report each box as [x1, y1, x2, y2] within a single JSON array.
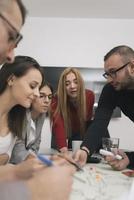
[[74, 45, 134, 167], [51, 67, 94, 152], [0, 1, 75, 200], [0, 55, 44, 165]]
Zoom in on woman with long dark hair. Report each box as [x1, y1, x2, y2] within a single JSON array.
[[0, 55, 44, 165]]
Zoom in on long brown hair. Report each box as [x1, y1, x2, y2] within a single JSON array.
[[0, 55, 44, 139], [54, 67, 86, 138]]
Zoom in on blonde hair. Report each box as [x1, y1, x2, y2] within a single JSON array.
[[54, 67, 86, 138]]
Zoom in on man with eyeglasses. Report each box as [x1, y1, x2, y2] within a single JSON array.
[[75, 45, 134, 170], [0, 1, 75, 200], [0, 0, 26, 64]]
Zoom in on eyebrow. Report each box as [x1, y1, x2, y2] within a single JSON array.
[[40, 92, 52, 95], [65, 78, 77, 82], [31, 80, 41, 86], [105, 67, 116, 72]]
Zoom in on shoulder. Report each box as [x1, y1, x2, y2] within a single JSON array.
[[85, 89, 95, 102], [99, 83, 117, 106], [52, 94, 58, 104], [85, 89, 94, 97], [51, 94, 58, 110], [102, 83, 115, 92]]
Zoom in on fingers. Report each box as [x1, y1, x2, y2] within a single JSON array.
[[105, 155, 115, 162], [107, 156, 129, 171], [73, 150, 80, 162], [110, 161, 124, 171], [117, 149, 127, 158], [74, 150, 87, 167]]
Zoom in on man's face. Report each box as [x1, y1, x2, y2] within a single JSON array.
[[0, 1, 23, 64], [104, 54, 133, 90]]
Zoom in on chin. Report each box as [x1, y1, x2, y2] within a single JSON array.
[[70, 94, 77, 98], [41, 109, 47, 113], [23, 102, 32, 108], [114, 87, 121, 91]]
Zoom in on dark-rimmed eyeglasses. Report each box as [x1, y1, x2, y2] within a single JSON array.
[[39, 93, 53, 101], [103, 62, 130, 79], [0, 13, 23, 46]]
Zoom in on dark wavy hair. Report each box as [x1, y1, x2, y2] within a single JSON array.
[[0, 55, 44, 138]]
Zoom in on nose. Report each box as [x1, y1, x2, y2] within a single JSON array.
[[70, 82, 75, 88], [107, 76, 113, 83], [33, 88, 40, 97], [6, 47, 15, 63], [44, 96, 49, 103]]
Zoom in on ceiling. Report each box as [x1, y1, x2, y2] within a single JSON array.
[[22, 0, 134, 19]]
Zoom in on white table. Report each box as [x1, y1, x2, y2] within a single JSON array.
[[70, 163, 133, 200]]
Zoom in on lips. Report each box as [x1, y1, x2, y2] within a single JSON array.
[[42, 106, 48, 109], [70, 90, 77, 93]]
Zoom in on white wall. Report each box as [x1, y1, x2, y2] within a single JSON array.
[[17, 17, 134, 150]]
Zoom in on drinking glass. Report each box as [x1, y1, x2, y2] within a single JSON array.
[[102, 137, 119, 151]]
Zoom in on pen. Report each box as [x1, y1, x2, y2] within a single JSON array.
[[37, 154, 54, 166], [57, 154, 83, 171], [29, 149, 54, 167], [29, 149, 83, 170]]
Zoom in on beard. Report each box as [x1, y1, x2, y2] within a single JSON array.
[[117, 74, 134, 90]]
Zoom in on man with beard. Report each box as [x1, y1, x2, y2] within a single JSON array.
[[74, 45, 134, 170]]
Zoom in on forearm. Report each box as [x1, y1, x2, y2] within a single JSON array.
[[82, 109, 112, 154], [82, 84, 116, 154]]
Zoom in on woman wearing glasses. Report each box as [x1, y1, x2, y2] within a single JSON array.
[[0, 55, 44, 165], [10, 81, 53, 163]]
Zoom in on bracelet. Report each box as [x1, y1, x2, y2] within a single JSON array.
[[80, 147, 89, 157]]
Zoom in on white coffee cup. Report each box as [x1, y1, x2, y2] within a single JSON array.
[[72, 140, 82, 152]]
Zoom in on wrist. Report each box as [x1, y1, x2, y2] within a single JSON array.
[[80, 146, 90, 157]]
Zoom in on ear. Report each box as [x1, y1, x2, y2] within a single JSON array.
[[128, 61, 134, 74], [7, 74, 16, 86]]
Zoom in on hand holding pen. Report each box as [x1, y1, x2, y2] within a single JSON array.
[[57, 154, 83, 171], [29, 150, 54, 167], [29, 149, 83, 171], [28, 150, 86, 183]]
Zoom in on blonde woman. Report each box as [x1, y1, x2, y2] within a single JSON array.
[[52, 67, 94, 152]]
